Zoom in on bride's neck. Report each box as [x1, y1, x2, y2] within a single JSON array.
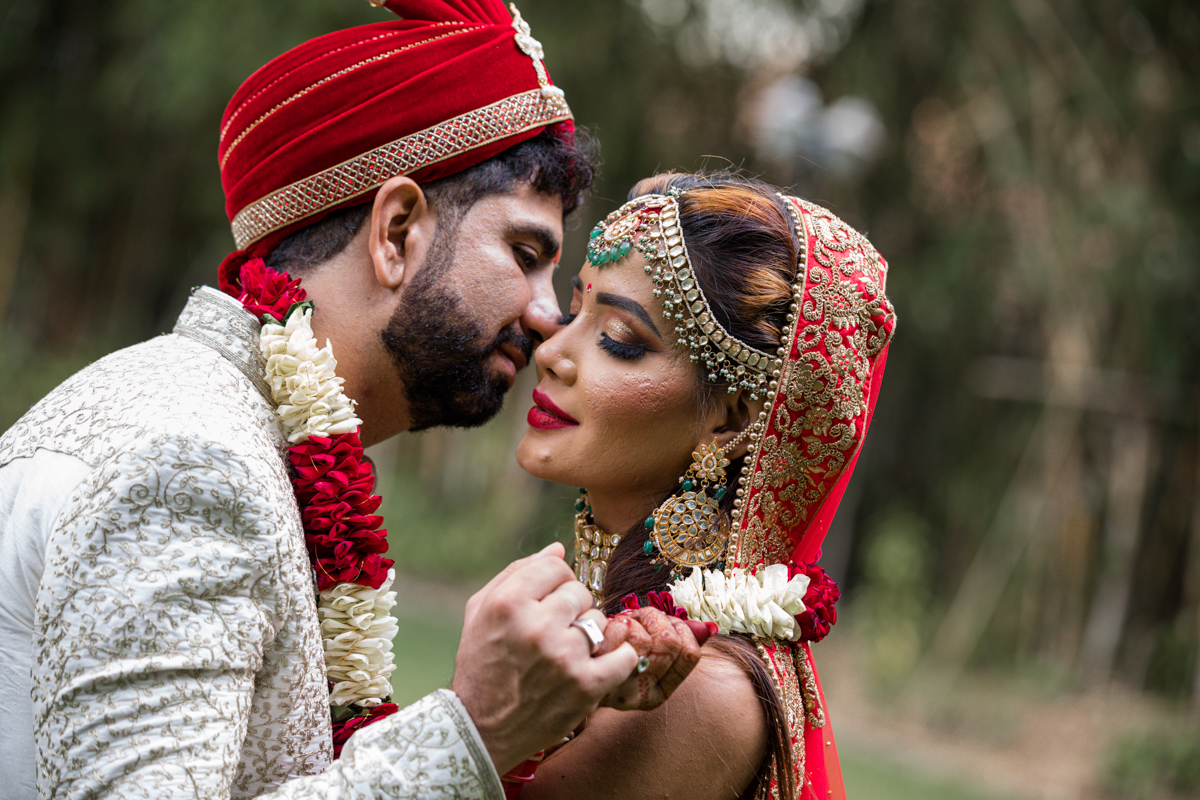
[[583, 488, 661, 537]]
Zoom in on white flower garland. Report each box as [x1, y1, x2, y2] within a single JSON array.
[[669, 564, 810, 641], [261, 308, 362, 444], [321, 573, 399, 706], [261, 305, 398, 707]]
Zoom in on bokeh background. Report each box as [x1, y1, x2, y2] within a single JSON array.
[[2, 0, 1198, 797]]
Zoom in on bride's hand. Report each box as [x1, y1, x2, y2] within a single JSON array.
[[594, 608, 713, 710]]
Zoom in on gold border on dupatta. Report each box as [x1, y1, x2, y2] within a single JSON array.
[[727, 196, 894, 571]]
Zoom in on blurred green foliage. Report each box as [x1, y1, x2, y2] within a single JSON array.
[[841, 750, 1022, 800], [2, 0, 1199, 713], [854, 510, 934, 686], [1106, 727, 1200, 799]]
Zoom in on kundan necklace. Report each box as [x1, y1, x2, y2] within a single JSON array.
[[572, 490, 621, 599], [224, 258, 399, 758]]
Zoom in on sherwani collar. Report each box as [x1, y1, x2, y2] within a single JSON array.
[[173, 286, 272, 404]]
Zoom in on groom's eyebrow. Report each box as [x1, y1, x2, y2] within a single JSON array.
[[595, 292, 662, 340], [508, 222, 561, 263]]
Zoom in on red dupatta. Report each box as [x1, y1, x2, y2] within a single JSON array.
[[727, 196, 895, 799]]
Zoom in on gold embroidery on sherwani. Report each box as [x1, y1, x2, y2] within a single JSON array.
[[2, 288, 503, 800]]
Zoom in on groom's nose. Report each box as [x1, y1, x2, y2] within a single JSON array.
[[520, 271, 563, 345]]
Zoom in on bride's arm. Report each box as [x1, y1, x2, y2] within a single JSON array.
[[521, 646, 768, 800]]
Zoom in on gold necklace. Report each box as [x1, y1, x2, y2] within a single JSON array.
[[572, 492, 621, 602]]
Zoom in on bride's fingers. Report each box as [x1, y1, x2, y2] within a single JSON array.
[[592, 615, 650, 658], [585, 641, 640, 692], [597, 609, 702, 710], [595, 616, 655, 709], [624, 608, 702, 708], [646, 614, 703, 702]]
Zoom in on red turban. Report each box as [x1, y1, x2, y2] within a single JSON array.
[[217, 0, 572, 289]]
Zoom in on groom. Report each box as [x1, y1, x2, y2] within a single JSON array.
[[0, 2, 706, 799]]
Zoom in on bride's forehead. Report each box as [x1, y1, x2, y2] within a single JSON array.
[[577, 254, 655, 293]]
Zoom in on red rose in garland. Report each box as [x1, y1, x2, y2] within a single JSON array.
[[226, 258, 306, 322], [789, 562, 840, 643]]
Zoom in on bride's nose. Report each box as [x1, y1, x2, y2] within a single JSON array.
[[533, 328, 577, 385]]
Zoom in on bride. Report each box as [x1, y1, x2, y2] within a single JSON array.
[[514, 172, 895, 800]]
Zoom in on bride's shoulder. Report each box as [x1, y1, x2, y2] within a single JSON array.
[[524, 640, 768, 800], [679, 640, 769, 734], [682, 639, 772, 758]]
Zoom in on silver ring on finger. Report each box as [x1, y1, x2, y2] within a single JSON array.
[[570, 617, 606, 655]]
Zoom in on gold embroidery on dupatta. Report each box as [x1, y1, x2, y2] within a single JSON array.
[[756, 638, 806, 797], [729, 198, 895, 570], [795, 647, 825, 729]]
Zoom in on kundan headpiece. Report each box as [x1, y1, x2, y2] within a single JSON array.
[[587, 193, 779, 399], [217, 0, 572, 291], [577, 186, 896, 799]]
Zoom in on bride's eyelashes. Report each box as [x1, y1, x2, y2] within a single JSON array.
[[598, 332, 646, 360]]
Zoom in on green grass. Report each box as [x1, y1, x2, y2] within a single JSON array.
[[840, 749, 1021, 800], [388, 613, 462, 707]]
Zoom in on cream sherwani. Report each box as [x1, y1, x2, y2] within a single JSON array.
[[0, 287, 502, 800]]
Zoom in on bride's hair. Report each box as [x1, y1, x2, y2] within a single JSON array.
[[600, 171, 802, 800]]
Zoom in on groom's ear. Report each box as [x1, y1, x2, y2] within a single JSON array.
[[706, 388, 767, 461], [368, 175, 432, 291]]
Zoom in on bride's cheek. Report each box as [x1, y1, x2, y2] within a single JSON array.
[[587, 371, 692, 451]]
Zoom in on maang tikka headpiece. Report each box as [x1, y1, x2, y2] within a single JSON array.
[[587, 190, 782, 400]]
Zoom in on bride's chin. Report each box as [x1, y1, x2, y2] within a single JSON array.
[[515, 432, 569, 484]]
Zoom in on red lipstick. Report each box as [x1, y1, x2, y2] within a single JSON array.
[[528, 388, 578, 430]]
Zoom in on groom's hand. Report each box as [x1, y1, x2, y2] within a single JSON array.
[[450, 543, 639, 775]]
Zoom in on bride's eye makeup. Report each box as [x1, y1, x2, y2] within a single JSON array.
[[569, 275, 661, 361], [598, 320, 648, 360], [598, 335, 646, 361]]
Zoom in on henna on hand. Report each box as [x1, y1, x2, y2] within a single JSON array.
[[596, 608, 705, 710]]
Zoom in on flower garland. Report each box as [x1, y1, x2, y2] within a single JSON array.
[[666, 562, 840, 643], [224, 259, 400, 754]]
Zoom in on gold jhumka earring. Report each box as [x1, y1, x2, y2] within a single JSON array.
[[642, 421, 760, 577], [643, 441, 729, 574]]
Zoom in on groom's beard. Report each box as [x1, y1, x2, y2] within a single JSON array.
[[381, 236, 535, 432]]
